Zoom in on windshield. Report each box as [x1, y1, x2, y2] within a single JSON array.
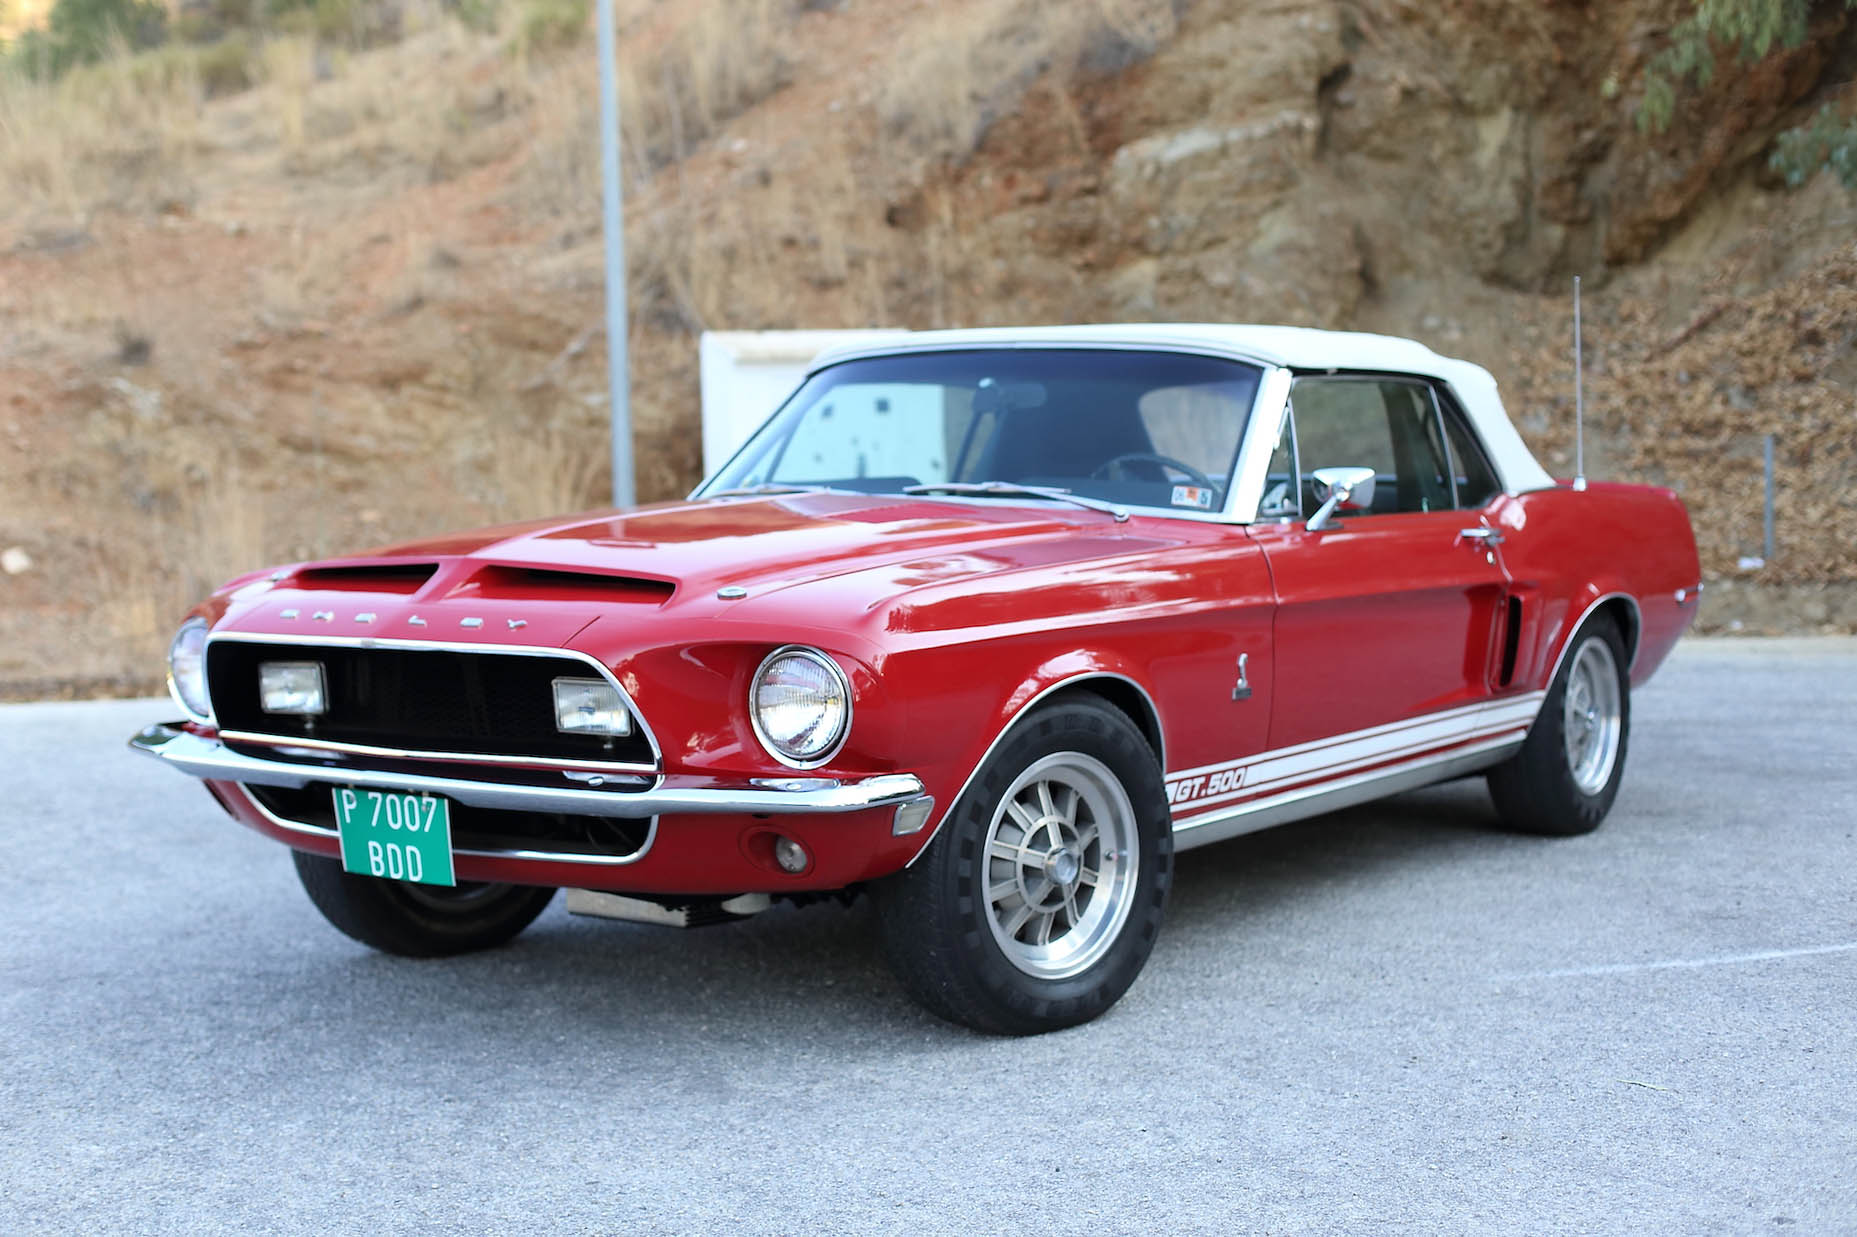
[[698, 348, 1265, 515]]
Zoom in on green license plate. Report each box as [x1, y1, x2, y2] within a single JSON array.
[[333, 787, 455, 886]]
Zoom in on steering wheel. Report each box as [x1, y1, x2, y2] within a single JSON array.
[[1090, 452, 1218, 493]]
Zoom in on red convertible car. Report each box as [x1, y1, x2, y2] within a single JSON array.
[[132, 325, 1700, 1034]]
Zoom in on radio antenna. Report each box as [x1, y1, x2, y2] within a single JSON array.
[[1572, 275, 1587, 492]]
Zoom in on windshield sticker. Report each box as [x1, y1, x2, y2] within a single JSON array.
[[1172, 485, 1214, 510]]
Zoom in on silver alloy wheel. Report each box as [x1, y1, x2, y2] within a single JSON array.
[[982, 752, 1139, 980], [1563, 637, 1623, 796]]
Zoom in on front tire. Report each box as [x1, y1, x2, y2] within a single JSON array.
[[1487, 615, 1631, 836], [292, 850, 555, 957], [872, 696, 1172, 1035]]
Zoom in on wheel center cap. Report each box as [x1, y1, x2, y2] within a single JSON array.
[[1043, 846, 1081, 886]]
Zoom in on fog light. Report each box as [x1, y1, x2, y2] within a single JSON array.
[[773, 836, 808, 874], [258, 661, 326, 715], [553, 677, 632, 737]]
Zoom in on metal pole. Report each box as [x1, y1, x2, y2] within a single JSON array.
[[1572, 275, 1586, 492], [1763, 433, 1776, 562], [597, 0, 634, 508]]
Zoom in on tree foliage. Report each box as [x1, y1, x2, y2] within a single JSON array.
[[1772, 102, 1857, 186], [9, 0, 167, 75], [1639, 0, 1856, 190]]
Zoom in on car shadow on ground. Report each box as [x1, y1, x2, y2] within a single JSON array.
[[1162, 774, 1528, 931], [234, 776, 1531, 1049]]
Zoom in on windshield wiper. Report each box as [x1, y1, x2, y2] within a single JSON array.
[[705, 483, 831, 498], [902, 482, 1129, 523]]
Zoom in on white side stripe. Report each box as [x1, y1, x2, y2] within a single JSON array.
[[1164, 692, 1545, 816]]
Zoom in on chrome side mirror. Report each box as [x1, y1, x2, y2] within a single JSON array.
[[1306, 466, 1376, 532]]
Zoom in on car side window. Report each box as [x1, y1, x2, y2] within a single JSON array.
[[1289, 377, 1454, 515], [1435, 389, 1502, 509], [1259, 402, 1300, 518]]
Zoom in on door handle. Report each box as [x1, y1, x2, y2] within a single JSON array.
[[1458, 527, 1503, 545]]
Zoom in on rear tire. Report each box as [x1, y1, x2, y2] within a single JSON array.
[[871, 696, 1172, 1035], [1487, 615, 1630, 836], [292, 850, 555, 957]]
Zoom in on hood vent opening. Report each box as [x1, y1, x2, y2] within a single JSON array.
[[460, 565, 675, 604], [293, 563, 438, 593]]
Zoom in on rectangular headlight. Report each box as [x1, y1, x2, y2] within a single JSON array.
[[259, 661, 327, 715], [552, 677, 632, 737]]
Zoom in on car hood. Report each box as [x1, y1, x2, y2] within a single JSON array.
[[364, 492, 1146, 594], [209, 492, 1169, 640]]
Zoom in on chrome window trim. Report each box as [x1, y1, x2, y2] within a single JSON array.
[[1281, 368, 1523, 495], [1265, 371, 1462, 520], [1227, 365, 1295, 523], [1545, 591, 1644, 682], [201, 632, 664, 769], [234, 780, 662, 869], [1426, 381, 1463, 510], [692, 344, 1283, 526], [1241, 369, 1519, 522], [748, 644, 854, 770], [1428, 381, 1504, 511], [902, 670, 1167, 867], [1272, 392, 1305, 520]]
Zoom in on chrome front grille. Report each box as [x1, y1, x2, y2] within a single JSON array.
[[204, 638, 656, 771]]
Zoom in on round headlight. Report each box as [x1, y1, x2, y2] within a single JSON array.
[[167, 617, 213, 722], [750, 646, 850, 767]]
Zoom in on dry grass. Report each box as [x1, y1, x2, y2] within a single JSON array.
[[620, 0, 789, 167], [4, 0, 1848, 707], [473, 420, 613, 520], [0, 42, 207, 219], [514, 0, 795, 209], [876, 0, 1157, 168], [262, 35, 319, 150]]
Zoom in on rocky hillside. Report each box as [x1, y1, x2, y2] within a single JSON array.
[[1, 0, 1853, 696]]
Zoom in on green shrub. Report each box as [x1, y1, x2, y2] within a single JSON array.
[[193, 30, 257, 95], [1637, 0, 1857, 191], [52, 0, 167, 61], [511, 0, 587, 56], [1771, 103, 1857, 189], [451, 0, 500, 35], [269, 0, 396, 47], [7, 0, 168, 76], [170, 12, 223, 45]]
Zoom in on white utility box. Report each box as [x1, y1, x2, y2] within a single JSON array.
[[698, 330, 911, 476]]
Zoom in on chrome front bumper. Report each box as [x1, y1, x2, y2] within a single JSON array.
[[127, 723, 926, 819]]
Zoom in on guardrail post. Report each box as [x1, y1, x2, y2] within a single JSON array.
[[1763, 433, 1775, 564]]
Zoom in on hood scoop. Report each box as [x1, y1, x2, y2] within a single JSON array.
[[293, 562, 437, 594], [452, 564, 675, 605]]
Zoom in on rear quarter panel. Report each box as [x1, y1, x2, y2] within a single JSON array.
[[1492, 482, 1701, 690]]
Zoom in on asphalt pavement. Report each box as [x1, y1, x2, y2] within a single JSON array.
[[2, 638, 1854, 1235]]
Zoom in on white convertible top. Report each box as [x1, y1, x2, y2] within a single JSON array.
[[808, 324, 1557, 495]]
